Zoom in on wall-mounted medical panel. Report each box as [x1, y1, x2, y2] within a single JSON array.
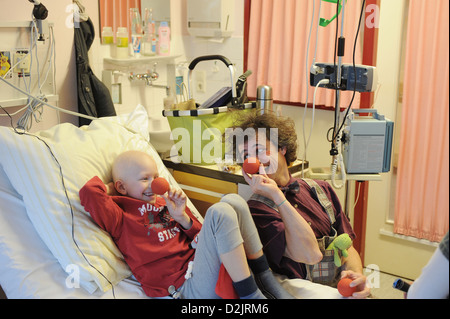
[[0, 21, 56, 108]]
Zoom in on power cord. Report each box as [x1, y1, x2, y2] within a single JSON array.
[[330, 130, 346, 189], [0, 18, 86, 129], [302, 0, 323, 177], [0, 75, 97, 122], [332, 0, 366, 143], [303, 78, 330, 174], [328, 0, 366, 188]]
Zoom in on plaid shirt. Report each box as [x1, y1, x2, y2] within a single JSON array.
[[248, 177, 355, 283]]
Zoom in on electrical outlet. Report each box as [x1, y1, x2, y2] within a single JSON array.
[[111, 83, 122, 104], [195, 70, 206, 93], [14, 50, 31, 73]]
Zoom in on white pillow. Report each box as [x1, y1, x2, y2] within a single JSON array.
[[0, 105, 196, 293]]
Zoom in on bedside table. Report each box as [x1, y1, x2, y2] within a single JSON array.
[[163, 158, 308, 217]]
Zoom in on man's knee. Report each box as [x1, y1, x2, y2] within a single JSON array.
[[220, 193, 248, 211], [204, 201, 239, 226]]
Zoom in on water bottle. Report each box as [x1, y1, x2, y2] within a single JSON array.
[[256, 85, 273, 113], [101, 26, 115, 58], [116, 27, 129, 59], [130, 8, 142, 57], [142, 8, 155, 56]]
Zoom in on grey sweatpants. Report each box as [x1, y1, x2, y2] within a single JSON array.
[[179, 193, 263, 299]]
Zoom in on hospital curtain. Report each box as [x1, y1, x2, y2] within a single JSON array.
[[393, 0, 449, 242], [99, 0, 141, 42], [246, 0, 363, 108]]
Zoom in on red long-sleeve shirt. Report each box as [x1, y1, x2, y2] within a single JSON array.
[[79, 176, 202, 297]]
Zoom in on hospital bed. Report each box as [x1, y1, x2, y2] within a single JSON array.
[[0, 105, 341, 299]]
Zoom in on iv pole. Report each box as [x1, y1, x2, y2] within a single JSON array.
[[333, 0, 346, 153], [329, 0, 347, 190]]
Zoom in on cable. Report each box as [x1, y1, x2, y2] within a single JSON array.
[[18, 17, 40, 131], [2, 19, 36, 81], [303, 79, 330, 174], [331, 130, 346, 189], [0, 75, 97, 122], [31, 16, 42, 94], [301, 0, 316, 177], [7, 21, 40, 131], [39, 23, 55, 93], [330, 0, 341, 154], [16, 95, 45, 131], [49, 25, 59, 124], [353, 181, 362, 211], [332, 0, 367, 141], [302, 0, 324, 177], [14, 16, 55, 131], [0, 104, 30, 118], [0, 19, 93, 128], [312, 1, 323, 66], [329, 0, 366, 189]]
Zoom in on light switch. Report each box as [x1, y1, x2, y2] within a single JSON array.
[[111, 83, 122, 104]]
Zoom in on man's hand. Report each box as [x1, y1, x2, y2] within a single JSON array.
[[242, 164, 282, 201], [340, 270, 371, 299]]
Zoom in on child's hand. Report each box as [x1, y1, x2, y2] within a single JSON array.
[[162, 188, 192, 230]]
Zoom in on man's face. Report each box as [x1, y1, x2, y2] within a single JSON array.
[[237, 134, 280, 175]]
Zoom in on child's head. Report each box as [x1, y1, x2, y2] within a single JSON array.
[[112, 150, 159, 202]]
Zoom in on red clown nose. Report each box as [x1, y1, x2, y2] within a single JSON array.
[[243, 157, 261, 174], [151, 177, 170, 195]]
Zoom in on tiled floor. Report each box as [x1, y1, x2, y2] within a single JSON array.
[[367, 269, 410, 299]]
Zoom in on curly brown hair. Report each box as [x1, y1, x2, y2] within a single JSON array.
[[229, 111, 298, 166]]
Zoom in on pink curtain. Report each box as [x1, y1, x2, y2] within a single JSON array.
[[99, 0, 141, 41], [247, 0, 363, 107], [394, 0, 449, 242]]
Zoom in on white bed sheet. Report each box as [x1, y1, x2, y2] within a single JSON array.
[[0, 162, 341, 299], [0, 107, 341, 299], [0, 164, 148, 299]]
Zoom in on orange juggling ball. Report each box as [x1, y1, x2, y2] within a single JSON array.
[[337, 277, 357, 297]]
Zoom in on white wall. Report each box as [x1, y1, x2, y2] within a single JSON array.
[[180, 0, 244, 104], [95, 0, 245, 118]]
